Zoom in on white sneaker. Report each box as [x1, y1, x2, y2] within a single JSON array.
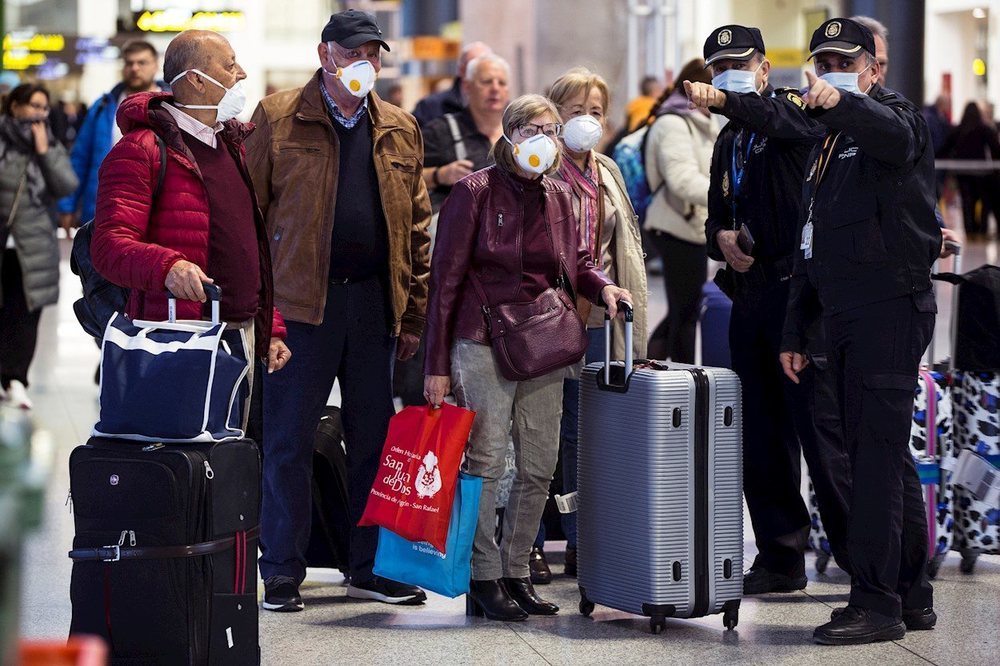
[[6, 380, 32, 410]]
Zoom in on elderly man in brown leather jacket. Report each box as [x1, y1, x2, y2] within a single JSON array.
[[245, 9, 431, 612]]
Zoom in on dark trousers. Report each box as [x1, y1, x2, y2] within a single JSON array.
[[0, 249, 42, 389], [731, 279, 810, 578], [828, 294, 935, 618], [534, 327, 606, 549], [796, 352, 853, 575], [259, 276, 396, 585], [956, 176, 989, 235], [647, 231, 707, 363]]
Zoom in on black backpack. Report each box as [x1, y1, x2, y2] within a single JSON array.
[[934, 264, 1000, 371], [71, 133, 167, 339], [304, 406, 351, 573]]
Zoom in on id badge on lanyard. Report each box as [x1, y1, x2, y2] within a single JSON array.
[[802, 132, 841, 260], [801, 201, 815, 260]]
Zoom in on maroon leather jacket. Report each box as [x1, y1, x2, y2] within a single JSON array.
[[424, 166, 613, 377]]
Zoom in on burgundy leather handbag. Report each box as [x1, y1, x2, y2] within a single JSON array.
[[469, 273, 588, 381]]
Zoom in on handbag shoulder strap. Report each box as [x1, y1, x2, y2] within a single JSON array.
[[444, 113, 468, 162], [468, 184, 579, 323], [4, 161, 30, 231], [540, 187, 577, 301]]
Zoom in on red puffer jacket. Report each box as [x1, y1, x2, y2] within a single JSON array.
[[91, 92, 285, 356]]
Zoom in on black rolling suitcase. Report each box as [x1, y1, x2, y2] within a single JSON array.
[[68, 437, 260, 665], [304, 406, 351, 573]]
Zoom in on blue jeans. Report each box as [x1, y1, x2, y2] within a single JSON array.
[[535, 327, 606, 549], [259, 277, 395, 585]]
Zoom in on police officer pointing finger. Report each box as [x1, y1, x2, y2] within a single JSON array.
[[781, 18, 942, 646], [690, 25, 855, 599]]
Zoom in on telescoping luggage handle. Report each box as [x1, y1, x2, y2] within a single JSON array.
[[925, 241, 961, 371], [166, 282, 222, 325], [603, 301, 634, 387], [946, 243, 962, 374]]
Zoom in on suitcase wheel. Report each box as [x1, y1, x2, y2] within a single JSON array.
[[579, 594, 595, 618], [815, 552, 830, 575], [959, 549, 979, 575], [927, 552, 945, 580], [650, 617, 666, 634], [723, 608, 739, 631]]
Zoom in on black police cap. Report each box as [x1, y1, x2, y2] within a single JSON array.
[[321, 9, 391, 52], [704, 25, 766, 65], [809, 18, 875, 59]]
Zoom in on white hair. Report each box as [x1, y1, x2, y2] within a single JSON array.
[[850, 15, 889, 42], [464, 53, 511, 83]]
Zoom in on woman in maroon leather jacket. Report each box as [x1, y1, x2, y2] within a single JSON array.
[[423, 94, 631, 622]]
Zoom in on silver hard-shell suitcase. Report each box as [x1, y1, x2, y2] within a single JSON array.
[[577, 304, 743, 633]]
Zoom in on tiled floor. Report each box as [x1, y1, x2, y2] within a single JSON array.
[[13, 229, 1000, 665]]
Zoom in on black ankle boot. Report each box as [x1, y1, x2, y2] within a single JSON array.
[[529, 546, 552, 585], [466, 579, 528, 621], [502, 577, 559, 615], [564, 546, 577, 577]]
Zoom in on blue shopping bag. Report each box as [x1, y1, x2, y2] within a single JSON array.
[[373, 472, 482, 598], [94, 287, 249, 443]]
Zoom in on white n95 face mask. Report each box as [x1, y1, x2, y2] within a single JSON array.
[[506, 133, 558, 174], [562, 114, 604, 153], [326, 60, 377, 99], [170, 69, 246, 123]]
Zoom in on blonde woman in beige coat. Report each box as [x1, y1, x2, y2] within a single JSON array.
[[525, 67, 649, 580]]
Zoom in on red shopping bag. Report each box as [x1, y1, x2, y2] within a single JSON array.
[[358, 403, 474, 552]]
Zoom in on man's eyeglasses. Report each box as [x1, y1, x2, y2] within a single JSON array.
[[516, 122, 562, 138]]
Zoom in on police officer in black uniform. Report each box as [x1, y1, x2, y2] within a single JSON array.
[[687, 25, 853, 595], [781, 18, 940, 645]]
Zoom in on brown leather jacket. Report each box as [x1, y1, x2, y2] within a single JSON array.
[[424, 166, 613, 377], [245, 72, 431, 336]]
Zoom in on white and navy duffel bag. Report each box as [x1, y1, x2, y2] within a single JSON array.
[[94, 286, 249, 443]]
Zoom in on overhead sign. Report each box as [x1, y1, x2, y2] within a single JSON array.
[[2, 32, 118, 75], [133, 9, 246, 33], [3, 33, 66, 52], [2, 32, 67, 71]]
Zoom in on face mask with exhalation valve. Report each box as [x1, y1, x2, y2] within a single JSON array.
[[505, 132, 559, 174], [325, 59, 377, 99]]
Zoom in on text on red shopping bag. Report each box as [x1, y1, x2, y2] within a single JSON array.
[[358, 403, 474, 553]]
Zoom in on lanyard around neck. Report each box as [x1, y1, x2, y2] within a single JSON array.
[[730, 129, 756, 222], [813, 131, 842, 190]]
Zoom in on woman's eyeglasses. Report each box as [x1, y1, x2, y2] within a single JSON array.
[[516, 122, 562, 138]]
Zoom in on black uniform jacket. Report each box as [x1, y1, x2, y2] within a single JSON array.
[[705, 87, 824, 290], [782, 84, 943, 353]]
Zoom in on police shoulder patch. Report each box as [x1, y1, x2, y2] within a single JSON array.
[[785, 92, 806, 109]]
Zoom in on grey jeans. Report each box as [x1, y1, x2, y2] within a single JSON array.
[[451, 339, 565, 580]]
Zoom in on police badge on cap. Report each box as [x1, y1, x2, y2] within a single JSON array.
[[703, 25, 766, 65], [808, 18, 875, 59]]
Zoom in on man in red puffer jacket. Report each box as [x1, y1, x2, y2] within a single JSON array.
[[92, 29, 291, 424]]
